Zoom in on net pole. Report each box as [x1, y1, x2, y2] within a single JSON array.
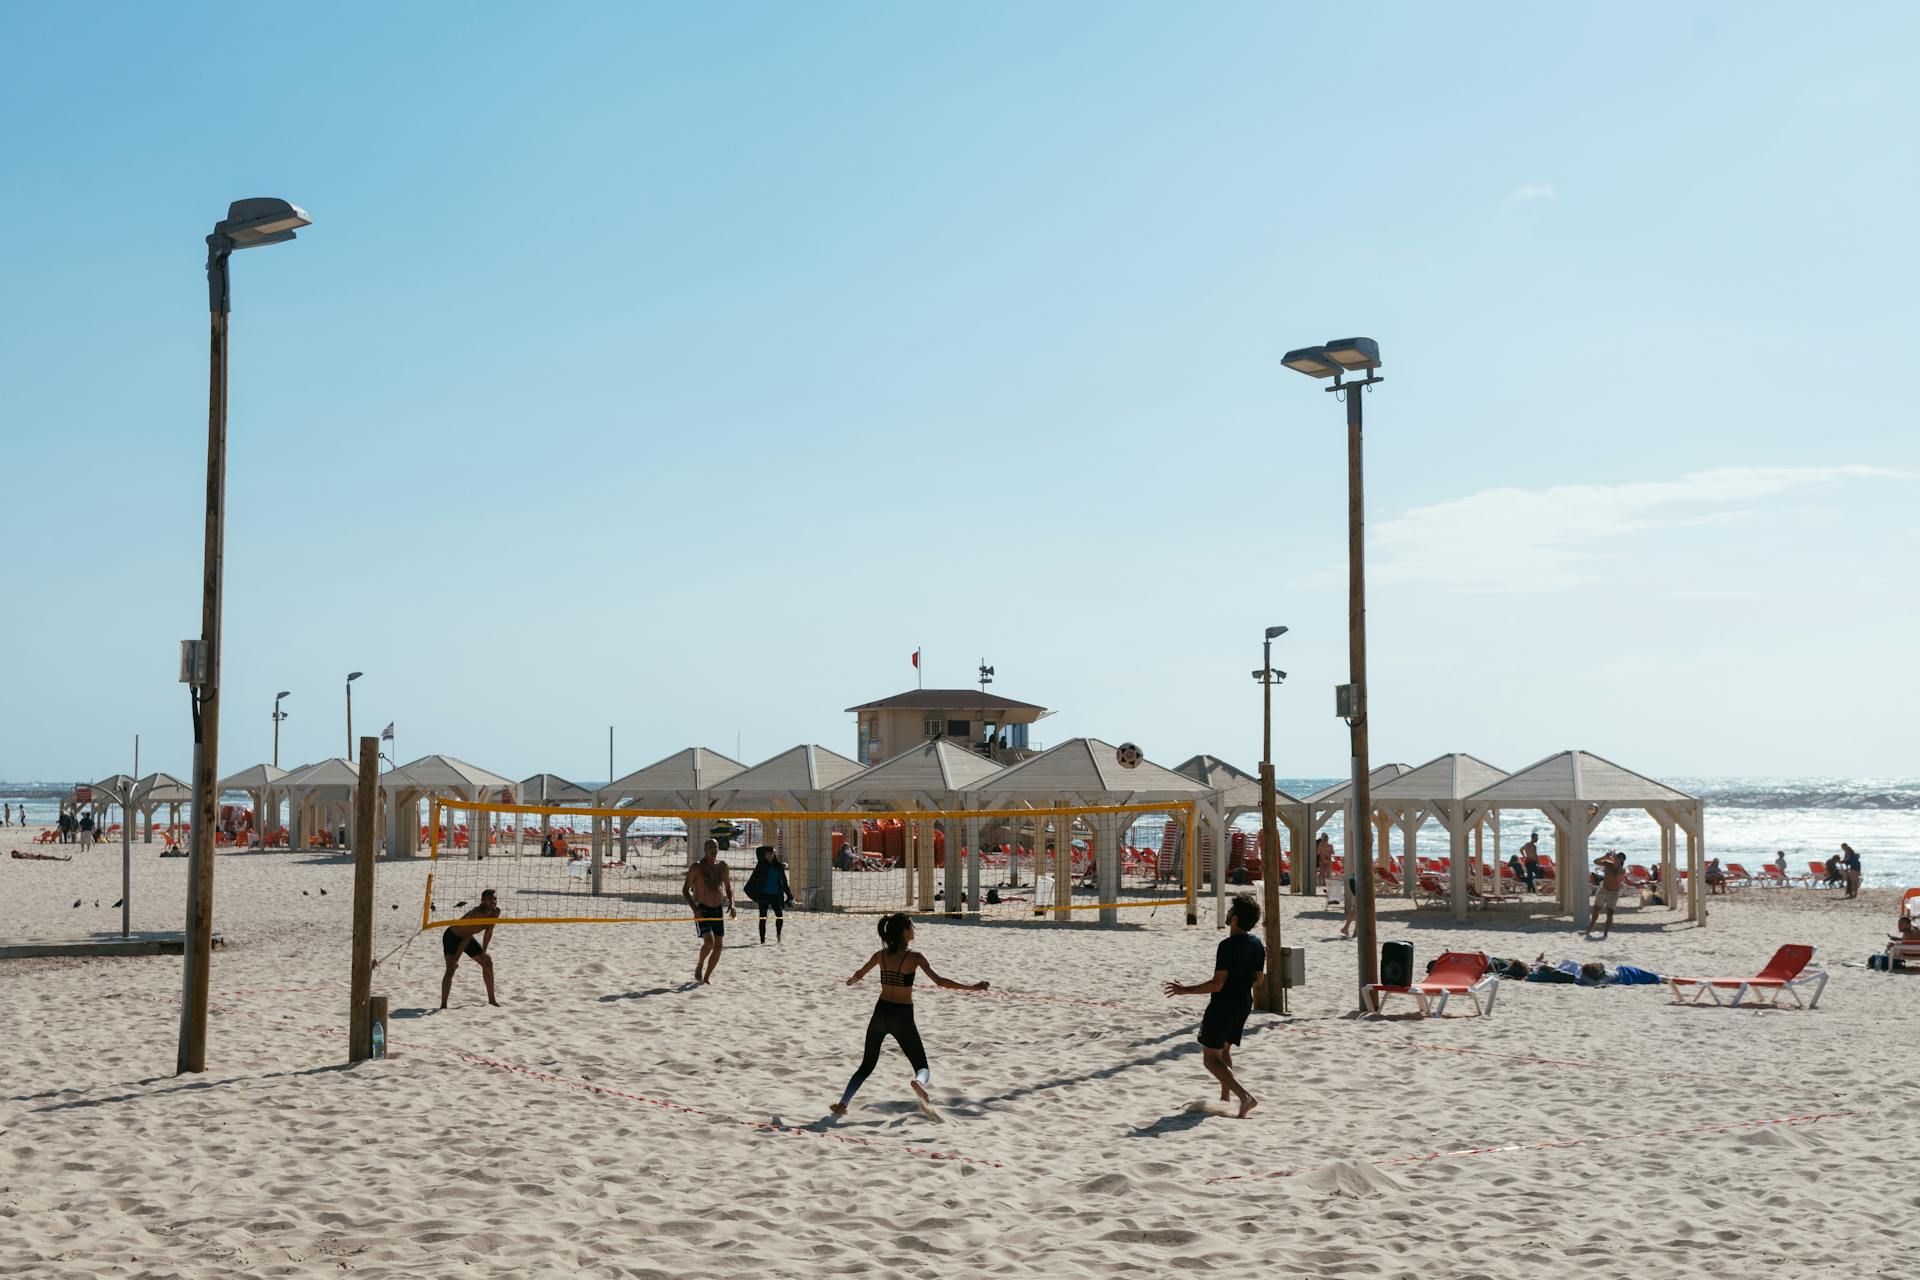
[[918, 818, 936, 916], [964, 811, 980, 918], [591, 814, 603, 897]]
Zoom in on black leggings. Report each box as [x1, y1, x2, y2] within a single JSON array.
[[839, 1000, 929, 1106], [756, 897, 785, 942]]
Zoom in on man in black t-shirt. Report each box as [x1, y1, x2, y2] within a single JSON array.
[[1164, 894, 1265, 1118]]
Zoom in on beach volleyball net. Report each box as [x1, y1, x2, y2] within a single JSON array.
[[418, 796, 1199, 929]]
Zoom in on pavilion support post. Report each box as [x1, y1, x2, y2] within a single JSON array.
[[964, 814, 981, 917], [1209, 806, 1225, 927], [1449, 810, 1468, 922], [1553, 823, 1568, 913], [1053, 803, 1072, 922], [1568, 814, 1591, 927], [942, 817, 962, 918], [1400, 816, 1418, 898], [1473, 821, 1485, 894], [1097, 813, 1119, 927]]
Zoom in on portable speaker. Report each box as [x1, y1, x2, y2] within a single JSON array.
[[1380, 940, 1414, 988]]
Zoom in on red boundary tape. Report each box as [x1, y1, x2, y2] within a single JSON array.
[[1206, 1110, 1858, 1183]]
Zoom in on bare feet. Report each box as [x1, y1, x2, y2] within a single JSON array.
[[910, 1079, 943, 1122], [828, 1103, 847, 1117], [1237, 1093, 1259, 1119], [488, 998, 501, 1007]]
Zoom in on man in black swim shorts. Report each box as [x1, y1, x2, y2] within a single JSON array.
[[1164, 893, 1265, 1118], [440, 889, 501, 1009], [682, 840, 736, 984]]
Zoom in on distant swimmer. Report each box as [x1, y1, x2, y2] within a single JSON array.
[[1164, 893, 1264, 1118], [439, 888, 501, 1009], [682, 839, 736, 984], [830, 913, 987, 1122]]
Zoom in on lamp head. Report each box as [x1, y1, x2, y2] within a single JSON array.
[[1264, 625, 1288, 639], [215, 198, 311, 249], [1322, 337, 1381, 372], [347, 671, 363, 683], [276, 690, 291, 700], [1281, 345, 1340, 379]]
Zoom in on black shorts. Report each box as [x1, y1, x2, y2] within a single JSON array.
[[1198, 998, 1251, 1050], [694, 904, 725, 938], [443, 929, 484, 960]]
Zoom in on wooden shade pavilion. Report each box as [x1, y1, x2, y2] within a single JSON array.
[[963, 738, 1219, 926], [1462, 750, 1705, 925], [1299, 763, 1411, 894], [515, 773, 593, 856], [1174, 754, 1306, 901], [381, 755, 517, 858], [131, 771, 193, 843], [275, 758, 361, 851], [1370, 753, 1510, 919], [827, 739, 1007, 914], [602, 747, 747, 870], [217, 763, 289, 847], [708, 744, 865, 907]]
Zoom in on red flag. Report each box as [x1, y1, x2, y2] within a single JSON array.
[[911, 649, 920, 669]]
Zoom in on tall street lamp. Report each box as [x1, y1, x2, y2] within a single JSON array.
[[272, 691, 290, 768], [1253, 624, 1287, 1013], [345, 671, 363, 757], [1281, 336, 1383, 1010], [179, 197, 310, 1075]]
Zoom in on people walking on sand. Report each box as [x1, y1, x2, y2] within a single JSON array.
[[681, 839, 736, 983], [1841, 844, 1862, 898], [1314, 832, 1334, 881], [1521, 832, 1542, 892], [744, 844, 794, 945], [1164, 893, 1264, 1118], [1586, 852, 1628, 939], [439, 889, 501, 1009], [3, 802, 10, 826], [830, 912, 987, 1121], [78, 809, 94, 851]]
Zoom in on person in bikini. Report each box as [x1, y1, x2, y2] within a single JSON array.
[[830, 912, 987, 1121], [1586, 852, 1628, 939], [439, 888, 501, 1009], [682, 839, 736, 984]]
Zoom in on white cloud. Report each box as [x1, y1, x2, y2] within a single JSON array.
[[1373, 465, 1913, 591], [1508, 181, 1557, 203]]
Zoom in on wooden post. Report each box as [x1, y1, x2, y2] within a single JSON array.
[[1184, 803, 1200, 926], [1054, 803, 1072, 921], [348, 735, 378, 1062]]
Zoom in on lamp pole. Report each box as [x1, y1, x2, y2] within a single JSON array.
[[180, 197, 310, 1074], [1282, 337, 1384, 1010], [1253, 626, 1287, 1013], [345, 671, 362, 757], [272, 691, 290, 768]]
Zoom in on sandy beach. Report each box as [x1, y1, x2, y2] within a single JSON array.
[[2, 829, 1914, 1279]]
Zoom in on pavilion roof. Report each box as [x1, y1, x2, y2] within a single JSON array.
[[716, 744, 865, 795], [1372, 753, 1509, 805], [605, 747, 746, 798], [1303, 763, 1411, 806], [1173, 754, 1299, 810], [1465, 750, 1696, 808], [133, 772, 193, 806], [276, 758, 361, 791], [219, 763, 289, 792], [966, 738, 1212, 801], [833, 740, 1005, 797], [519, 773, 592, 804]]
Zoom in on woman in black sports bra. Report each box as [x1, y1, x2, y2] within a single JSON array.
[[830, 912, 987, 1118]]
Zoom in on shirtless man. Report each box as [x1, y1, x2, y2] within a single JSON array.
[[440, 888, 501, 1009], [1586, 853, 1628, 939], [682, 839, 736, 984]]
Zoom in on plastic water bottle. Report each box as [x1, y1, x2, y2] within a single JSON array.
[[369, 1018, 386, 1059]]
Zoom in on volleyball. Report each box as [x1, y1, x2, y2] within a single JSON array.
[[1116, 742, 1143, 769]]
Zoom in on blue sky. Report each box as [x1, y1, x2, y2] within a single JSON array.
[[1, 3, 1914, 783]]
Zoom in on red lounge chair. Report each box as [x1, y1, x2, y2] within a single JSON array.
[[1365, 950, 1500, 1017], [1807, 861, 1839, 888], [1668, 944, 1828, 1009], [1723, 863, 1757, 888], [1625, 864, 1654, 887]]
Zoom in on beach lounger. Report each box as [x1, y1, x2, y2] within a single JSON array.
[[1668, 944, 1827, 1009], [1807, 861, 1841, 888], [1753, 865, 1808, 888], [1722, 863, 1757, 889], [1413, 873, 1448, 908], [1365, 950, 1499, 1017]]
